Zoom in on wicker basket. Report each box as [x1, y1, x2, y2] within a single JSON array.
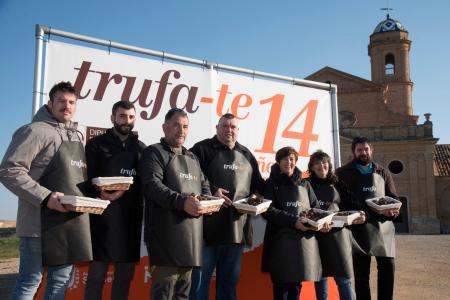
[[233, 199, 272, 216], [200, 204, 223, 214], [366, 196, 402, 212], [197, 196, 225, 214], [60, 196, 110, 215], [300, 208, 335, 230], [94, 183, 131, 191], [63, 204, 106, 215]]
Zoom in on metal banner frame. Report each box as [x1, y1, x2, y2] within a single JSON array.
[[33, 24, 340, 167]]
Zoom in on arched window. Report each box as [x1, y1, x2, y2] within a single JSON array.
[[385, 53, 395, 75]]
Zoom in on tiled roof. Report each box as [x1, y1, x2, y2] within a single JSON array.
[[434, 144, 450, 177]]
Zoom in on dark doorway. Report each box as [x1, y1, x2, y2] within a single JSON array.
[[394, 196, 409, 233]]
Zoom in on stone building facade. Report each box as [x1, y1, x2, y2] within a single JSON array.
[[306, 15, 444, 233]]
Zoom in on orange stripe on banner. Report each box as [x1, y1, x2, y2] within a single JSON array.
[[200, 97, 214, 103], [37, 248, 339, 299]]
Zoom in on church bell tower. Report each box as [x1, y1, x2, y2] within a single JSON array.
[[368, 15, 413, 116]]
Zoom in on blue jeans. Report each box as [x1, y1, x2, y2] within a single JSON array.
[[272, 282, 301, 300], [190, 244, 244, 300], [10, 237, 74, 300], [315, 277, 354, 300]]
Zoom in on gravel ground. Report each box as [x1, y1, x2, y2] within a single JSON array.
[[372, 234, 450, 300], [1, 235, 449, 299]]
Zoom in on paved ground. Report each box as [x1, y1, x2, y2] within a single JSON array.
[[1, 235, 449, 299]]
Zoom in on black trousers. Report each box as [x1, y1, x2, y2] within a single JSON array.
[[84, 261, 136, 300], [353, 254, 395, 300]]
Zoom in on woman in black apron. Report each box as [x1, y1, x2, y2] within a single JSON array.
[[308, 151, 359, 300], [262, 147, 328, 300]]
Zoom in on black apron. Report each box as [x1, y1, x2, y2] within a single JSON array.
[[203, 150, 253, 245], [268, 184, 322, 283], [350, 173, 395, 257], [90, 151, 142, 262], [40, 141, 92, 266], [148, 153, 203, 267], [313, 183, 353, 278]]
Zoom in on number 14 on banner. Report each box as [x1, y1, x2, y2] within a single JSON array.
[[255, 96, 318, 157]]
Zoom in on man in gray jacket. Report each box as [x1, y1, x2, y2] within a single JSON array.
[[0, 81, 92, 300]]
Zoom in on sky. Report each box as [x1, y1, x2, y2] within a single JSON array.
[[1, 0, 449, 220]]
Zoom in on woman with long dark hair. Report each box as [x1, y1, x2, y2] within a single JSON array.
[[308, 150, 365, 300]]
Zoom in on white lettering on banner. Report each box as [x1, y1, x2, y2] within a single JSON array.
[[70, 159, 87, 169], [67, 268, 81, 289], [363, 186, 377, 192], [179, 172, 198, 181], [120, 168, 136, 176], [223, 163, 239, 170]]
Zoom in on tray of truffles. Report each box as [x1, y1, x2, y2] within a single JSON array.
[[92, 176, 134, 191], [365, 196, 402, 212], [332, 210, 362, 225], [299, 208, 335, 230], [192, 194, 225, 214], [233, 193, 272, 216], [59, 196, 110, 215]]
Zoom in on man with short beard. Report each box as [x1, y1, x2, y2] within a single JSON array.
[[336, 137, 400, 300], [84, 101, 145, 300]]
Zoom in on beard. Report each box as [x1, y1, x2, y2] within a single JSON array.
[[355, 154, 372, 166], [114, 122, 134, 135]]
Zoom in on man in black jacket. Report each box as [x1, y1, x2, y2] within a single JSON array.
[[190, 113, 264, 300], [84, 101, 145, 300], [140, 108, 211, 300], [336, 136, 399, 300]]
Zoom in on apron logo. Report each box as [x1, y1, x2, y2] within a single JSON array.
[[70, 159, 87, 169], [224, 163, 239, 170], [120, 168, 136, 176], [179, 172, 198, 181], [363, 186, 377, 192]]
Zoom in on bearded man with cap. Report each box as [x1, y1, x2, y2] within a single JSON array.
[[336, 136, 400, 300]]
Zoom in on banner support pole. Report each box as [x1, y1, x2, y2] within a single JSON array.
[[32, 25, 45, 118], [330, 84, 341, 167]]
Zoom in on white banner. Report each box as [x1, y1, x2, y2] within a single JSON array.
[[43, 40, 336, 249]]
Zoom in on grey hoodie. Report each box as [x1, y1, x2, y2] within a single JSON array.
[[0, 105, 82, 237]]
